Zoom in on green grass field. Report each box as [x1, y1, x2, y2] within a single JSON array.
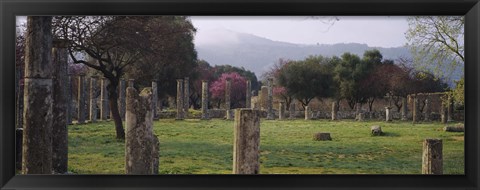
[[67, 119, 464, 174]]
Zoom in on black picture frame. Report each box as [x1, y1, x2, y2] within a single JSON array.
[[1, 0, 479, 189]]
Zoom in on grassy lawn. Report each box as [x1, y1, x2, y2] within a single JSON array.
[[68, 119, 464, 174]]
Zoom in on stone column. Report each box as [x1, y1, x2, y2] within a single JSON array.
[[245, 80, 252, 108], [447, 95, 454, 122], [233, 109, 261, 174], [305, 106, 311, 120], [441, 103, 448, 124], [51, 39, 69, 174], [66, 75, 72, 124], [289, 101, 296, 119], [77, 74, 86, 124], [355, 102, 361, 120], [176, 79, 184, 120], [119, 79, 126, 121], [152, 80, 158, 119], [100, 78, 109, 120], [332, 101, 338, 120], [125, 87, 159, 174], [424, 98, 430, 121], [412, 96, 419, 124], [260, 86, 268, 110], [22, 16, 53, 174], [201, 80, 209, 120], [89, 77, 98, 123], [279, 102, 285, 120], [401, 97, 408, 121], [184, 77, 190, 117], [225, 79, 232, 120], [385, 107, 392, 122], [266, 78, 275, 120], [422, 139, 443, 174]]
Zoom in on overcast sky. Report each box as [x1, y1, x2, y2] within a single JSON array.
[[190, 16, 409, 48]]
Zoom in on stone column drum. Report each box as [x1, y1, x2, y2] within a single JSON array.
[[201, 80, 209, 120], [245, 80, 252, 108], [279, 102, 285, 120], [22, 16, 54, 174], [77, 74, 86, 124], [305, 106, 311, 120], [100, 78, 109, 120], [176, 79, 184, 120], [266, 78, 275, 120], [422, 139, 443, 174], [89, 76, 98, 123], [233, 109, 261, 174], [412, 96, 419, 124], [260, 86, 268, 110], [52, 38, 69, 174], [152, 80, 158, 119], [225, 79, 232, 120], [125, 87, 159, 174]]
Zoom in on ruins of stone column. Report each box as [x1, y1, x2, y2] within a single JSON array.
[[77, 74, 86, 124], [289, 101, 296, 119], [332, 102, 338, 120], [401, 97, 408, 120], [52, 39, 69, 173], [100, 78, 109, 120], [424, 98, 430, 121], [441, 103, 447, 124], [225, 79, 232, 120], [266, 78, 275, 120], [125, 87, 159, 174], [22, 16, 53, 174], [119, 79, 126, 121], [447, 95, 454, 122], [412, 96, 419, 124], [152, 80, 158, 119], [385, 107, 392, 122], [260, 86, 268, 110], [355, 102, 361, 120], [233, 109, 261, 174], [66, 75, 72, 124], [89, 76, 98, 123], [184, 77, 190, 117], [246, 80, 252, 108], [201, 80, 209, 120], [279, 102, 285, 120], [176, 79, 184, 120], [305, 106, 311, 120], [422, 139, 443, 174]]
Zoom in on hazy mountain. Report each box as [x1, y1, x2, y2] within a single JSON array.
[[195, 29, 412, 78]]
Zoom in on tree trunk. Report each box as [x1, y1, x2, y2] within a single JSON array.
[[107, 79, 125, 140]]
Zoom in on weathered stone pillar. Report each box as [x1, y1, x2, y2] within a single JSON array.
[[52, 39, 69, 174], [225, 79, 232, 120], [176, 79, 184, 120], [125, 87, 159, 174], [89, 77, 98, 123], [184, 77, 190, 117], [66, 75, 73, 124], [246, 80, 252, 108], [401, 97, 408, 120], [422, 139, 443, 174], [441, 103, 448, 124], [260, 86, 268, 110], [100, 78, 109, 120], [201, 80, 209, 120], [447, 95, 454, 122], [77, 74, 86, 124], [412, 96, 419, 124], [289, 101, 296, 119], [22, 16, 53, 174], [305, 106, 312, 120], [355, 102, 361, 120], [332, 102, 338, 120], [266, 78, 275, 120], [385, 107, 392, 122], [152, 80, 158, 119], [279, 102, 285, 120], [424, 98, 430, 121], [233, 109, 260, 174], [119, 79, 126, 120]]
